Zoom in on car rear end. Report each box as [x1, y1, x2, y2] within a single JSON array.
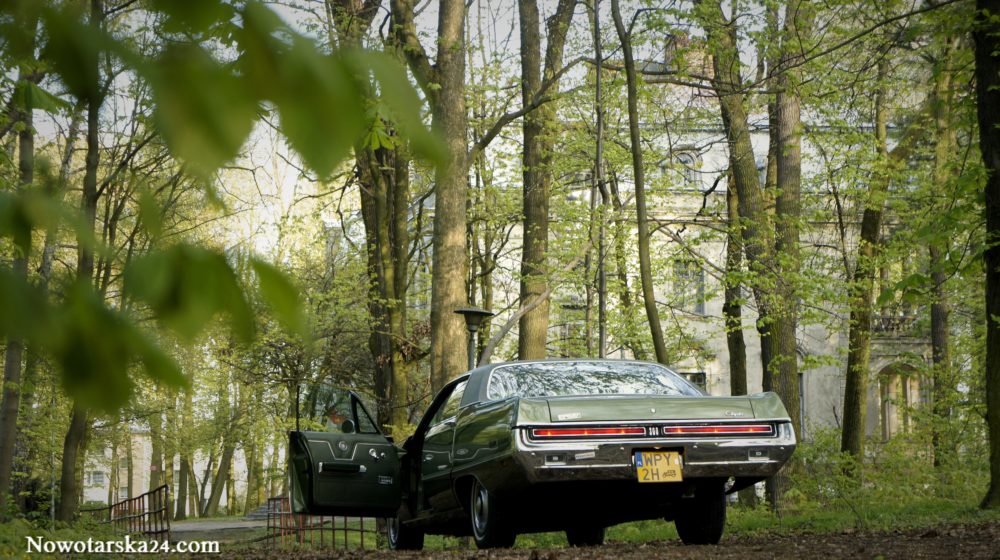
[[511, 392, 796, 486]]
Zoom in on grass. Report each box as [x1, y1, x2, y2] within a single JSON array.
[[419, 495, 1000, 550]]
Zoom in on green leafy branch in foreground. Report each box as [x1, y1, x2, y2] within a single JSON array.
[[0, 0, 443, 412]]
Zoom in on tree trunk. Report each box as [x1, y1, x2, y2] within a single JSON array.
[[610, 175, 644, 359], [695, 0, 802, 437], [841, 59, 889, 459], [0, 37, 36, 515], [203, 441, 235, 517], [198, 448, 215, 514], [725, 185, 749, 397], [516, 0, 575, 360], [57, 404, 89, 520], [413, 0, 470, 391], [330, 0, 411, 431], [175, 455, 189, 520], [126, 435, 134, 499], [108, 436, 119, 507], [725, 182, 755, 507], [611, 0, 669, 364], [930, 38, 957, 469], [975, 0, 1000, 510], [149, 410, 163, 491], [57, 1, 103, 521]]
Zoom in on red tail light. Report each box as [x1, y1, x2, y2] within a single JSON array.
[[660, 425, 773, 435], [531, 427, 647, 438]]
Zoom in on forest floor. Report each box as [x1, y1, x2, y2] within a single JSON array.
[[197, 519, 1000, 559]]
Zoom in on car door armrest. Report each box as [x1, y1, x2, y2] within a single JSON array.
[[318, 462, 367, 475]]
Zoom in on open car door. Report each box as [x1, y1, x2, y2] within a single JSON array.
[[289, 387, 401, 517]]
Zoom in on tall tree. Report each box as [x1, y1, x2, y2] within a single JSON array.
[[693, 0, 801, 436], [516, 0, 575, 359], [610, 0, 669, 363], [0, 9, 37, 514], [975, 0, 1000, 509], [929, 36, 959, 468], [329, 0, 413, 430], [57, 0, 103, 522], [392, 0, 468, 391], [840, 58, 922, 459]]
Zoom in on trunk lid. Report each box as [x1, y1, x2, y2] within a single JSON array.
[[544, 395, 756, 422]]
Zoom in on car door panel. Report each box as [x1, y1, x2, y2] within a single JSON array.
[[289, 391, 401, 517]]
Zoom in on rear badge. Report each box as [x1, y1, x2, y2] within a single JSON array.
[[724, 411, 745, 417], [557, 412, 582, 420], [378, 475, 393, 485]]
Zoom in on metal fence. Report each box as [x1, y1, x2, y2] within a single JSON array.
[[266, 495, 383, 549], [80, 484, 171, 542]]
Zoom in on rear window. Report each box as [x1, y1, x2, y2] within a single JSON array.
[[486, 361, 702, 400]]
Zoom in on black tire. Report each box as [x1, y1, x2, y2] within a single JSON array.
[[674, 480, 726, 545], [388, 509, 424, 550], [566, 525, 606, 547], [470, 478, 516, 549]]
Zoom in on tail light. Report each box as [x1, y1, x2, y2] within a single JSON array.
[[531, 427, 646, 438], [657, 424, 774, 436]]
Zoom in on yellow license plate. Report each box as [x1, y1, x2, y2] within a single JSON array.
[[634, 451, 683, 483]]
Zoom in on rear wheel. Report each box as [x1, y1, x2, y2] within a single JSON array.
[[470, 478, 516, 549], [388, 508, 424, 550], [566, 525, 606, 546], [674, 480, 726, 545]]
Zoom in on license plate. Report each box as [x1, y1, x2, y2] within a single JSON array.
[[634, 451, 683, 483]]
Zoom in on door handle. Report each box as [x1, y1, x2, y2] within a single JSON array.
[[318, 462, 367, 475]]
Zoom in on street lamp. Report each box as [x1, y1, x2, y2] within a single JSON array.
[[454, 307, 495, 370]]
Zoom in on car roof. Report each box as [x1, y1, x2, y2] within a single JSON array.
[[458, 358, 677, 406]]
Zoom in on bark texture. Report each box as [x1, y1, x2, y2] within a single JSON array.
[[975, 0, 1000, 509], [392, 0, 468, 391], [695, 0, 800, 437], [611, 0, 669, 364], [0, 36, 35, 513], [516, 0, 575, 359]]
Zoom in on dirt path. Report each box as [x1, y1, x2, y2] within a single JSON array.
[[208, 521, 1000, 559]]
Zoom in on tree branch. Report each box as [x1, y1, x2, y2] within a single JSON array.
[[468, 56, 585, 162]]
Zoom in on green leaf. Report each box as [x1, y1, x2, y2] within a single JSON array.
[[146, 44, 259, 177], [151, 0, 232, 34], [137, 188, 163, 238], [0, 268, 53, 343], [252, 258, 309, 339], [14, 80, 71, 114], [126, 245, 255, 343], [55, 281, 187, 413], [238, 4, 364, 177], [41, 5, 104, 103], [354, 50, 446, 164]]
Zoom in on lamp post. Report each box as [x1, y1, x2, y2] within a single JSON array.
[[454, 307, 495, 370]]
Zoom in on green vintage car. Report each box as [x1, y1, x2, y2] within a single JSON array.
[[289, 359, 796, 549]]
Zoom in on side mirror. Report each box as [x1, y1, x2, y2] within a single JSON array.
[[340, 419, 356, 434]]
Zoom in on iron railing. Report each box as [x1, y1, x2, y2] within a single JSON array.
[[266, 495, 382, 549], [80, 484, 171, 542]]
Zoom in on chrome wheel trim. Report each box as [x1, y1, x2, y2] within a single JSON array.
[[471, 480, 489, 539], [388, 516, 400, 547]]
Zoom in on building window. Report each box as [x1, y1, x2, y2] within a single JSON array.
[[673, 260, 705, 315], [118, 487, 129, 500], [675, 152, 699, 188], [85, 471, 105, 486], [680, 371, 707, 392]]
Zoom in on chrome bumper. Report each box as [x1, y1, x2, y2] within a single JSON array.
[[511, 423, 796, 483]]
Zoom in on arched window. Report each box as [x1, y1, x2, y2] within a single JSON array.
[[877, 363, 921, 440], [674, 151, 699, 187]]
